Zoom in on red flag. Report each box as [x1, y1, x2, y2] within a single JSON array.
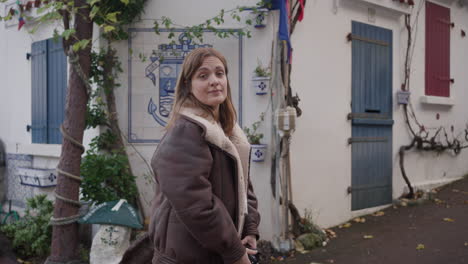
[[18, 16, 25, 30], [298, 0, 304, 22]]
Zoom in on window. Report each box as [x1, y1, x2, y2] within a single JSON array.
[[425, 1, 451, 97], [31, 38, 67, 144]]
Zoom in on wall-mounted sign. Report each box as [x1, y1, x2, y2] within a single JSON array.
[[16, 167, 57, 188]]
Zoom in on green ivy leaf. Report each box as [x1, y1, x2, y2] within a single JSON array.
[[62, 28, 76, 40], [87, 0, 100, 6], [104, 25, 116, 33], [120, 0, 129, 5], [72, 39, 90, 52], [90, 5, 99, 19], [106, 12, 120, 23]]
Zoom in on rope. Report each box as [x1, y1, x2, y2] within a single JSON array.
[[56, 168, 82, 182], [49, 213, 82, 226], [51, 124, 84, 226], [60, 125, 85, 153], [54, 191, 81, 207]]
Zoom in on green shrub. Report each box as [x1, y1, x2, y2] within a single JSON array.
[[80, 149, 138, 204], [0, 195, 53, 258]]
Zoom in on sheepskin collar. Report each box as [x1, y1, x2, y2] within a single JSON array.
[[179, 107, 250, 236]]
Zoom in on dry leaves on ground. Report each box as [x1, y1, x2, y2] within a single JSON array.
[[416, 244, 425, 250], [353, 217, 366, 223], [338, 222, 352, 228], [443, 217, 455, 222], [373, 211, 385, 217], [363, 235, 374, 239], [325, 229, 337, 239]]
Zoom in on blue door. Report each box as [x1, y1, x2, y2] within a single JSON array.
[[350, 21, 393, 210]]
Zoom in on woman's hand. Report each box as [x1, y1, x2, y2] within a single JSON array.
[[233, 252, 251, 264], [241, 235, 258, 255]]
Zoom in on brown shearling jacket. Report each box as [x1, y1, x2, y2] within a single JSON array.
[[120, 108, 260, 264]]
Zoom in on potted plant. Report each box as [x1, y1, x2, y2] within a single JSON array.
[[252, 7, 269, 28], [244, 113, 267, 162], [252, 60, 270, 95]]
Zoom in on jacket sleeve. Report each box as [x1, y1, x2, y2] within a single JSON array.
[[242, 177, 261, 240], [153, 121, 245, 264]]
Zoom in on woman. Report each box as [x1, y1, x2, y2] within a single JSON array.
[[121, 47, 261, 264]]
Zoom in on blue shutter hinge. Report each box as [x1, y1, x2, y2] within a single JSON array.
[[26, 53, 31, 60], [26, 125, 31, 132]]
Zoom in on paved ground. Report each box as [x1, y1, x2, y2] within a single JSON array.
[[283, 176, 468, 264], [0, 232, 18, 264], [1, 177, 467, 264]]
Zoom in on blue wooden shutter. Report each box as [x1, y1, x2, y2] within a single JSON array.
[[46, 38, 67, 144], [31, 40, 48, 143]]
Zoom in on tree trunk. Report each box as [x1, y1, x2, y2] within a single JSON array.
[[48, 0, 93, 261]]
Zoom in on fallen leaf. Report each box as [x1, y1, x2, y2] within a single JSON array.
[[464, 201, 468, 204], [353, 217, 366, 223], [339, 222, 352, 228], [434, 198, 444, 204], [464, 242, 468, 247], [416, 244, 425, 250], [400, 201, 408, 207], [325, 229, 337, 238], [443, 218, 455, 222], [363, 235, 374, 239], [373, 211, 385, 217]]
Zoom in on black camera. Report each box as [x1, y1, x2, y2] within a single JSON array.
[[246, 246, 259, 264]]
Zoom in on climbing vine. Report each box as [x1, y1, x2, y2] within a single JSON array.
[[399, 2, 468, 198]]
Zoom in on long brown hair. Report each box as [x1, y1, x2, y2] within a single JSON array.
[[166, 47, 237, 135]]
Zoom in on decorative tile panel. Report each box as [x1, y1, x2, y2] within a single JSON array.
[[128, 29, 243, 143]]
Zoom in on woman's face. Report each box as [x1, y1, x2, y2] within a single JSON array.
[[190, 56, 228, 110]]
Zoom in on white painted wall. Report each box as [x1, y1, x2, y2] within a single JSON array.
[[290, 0, 468, 228]]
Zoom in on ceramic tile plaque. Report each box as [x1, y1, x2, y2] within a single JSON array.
[[127, 28, 243, 143]]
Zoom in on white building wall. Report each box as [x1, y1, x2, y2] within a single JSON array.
[[291, 0, 468, 228]]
